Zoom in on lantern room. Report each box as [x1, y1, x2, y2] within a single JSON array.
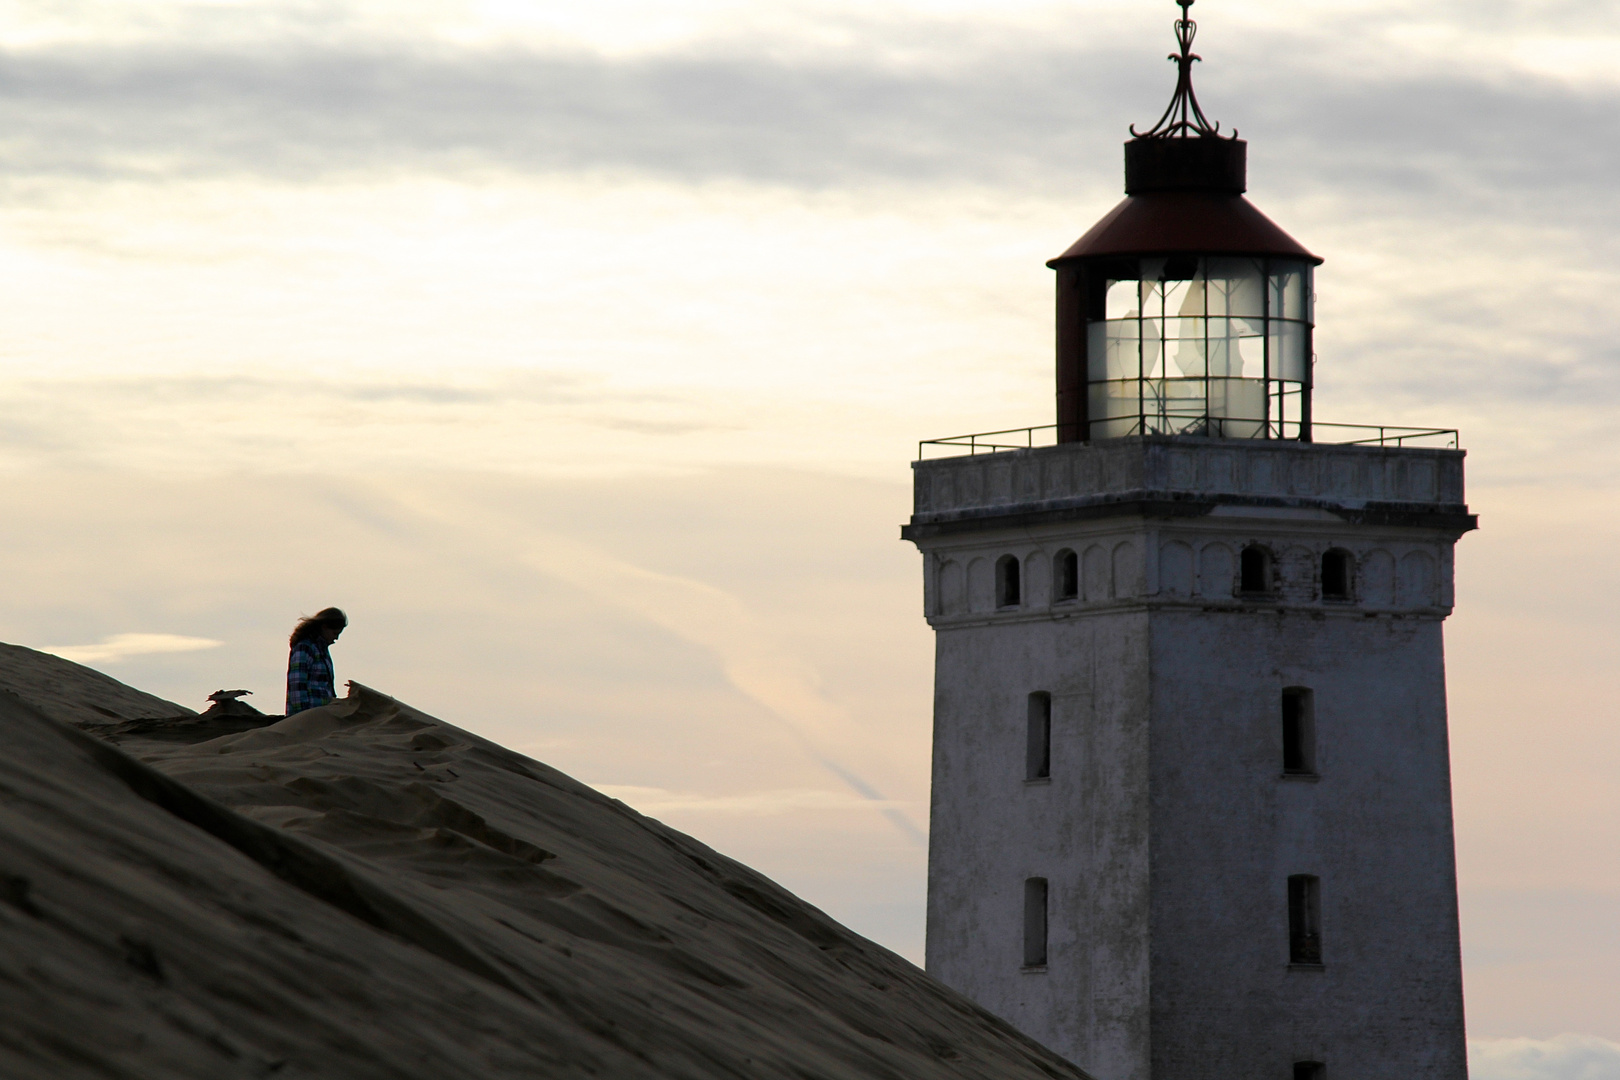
[[1049, 0, 1322, 443]]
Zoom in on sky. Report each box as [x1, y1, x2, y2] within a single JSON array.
[[0, 0, 1617, 1074]]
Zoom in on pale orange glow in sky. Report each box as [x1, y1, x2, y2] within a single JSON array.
[[1, 2, 1617, 1073]]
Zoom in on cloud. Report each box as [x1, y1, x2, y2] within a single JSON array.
[[0, 368, 735, 475], [0, 39, 1087, 187], [0, 17, 1609, 218], [42, 371, 595, 408], [0, 14, 1613, 489], [40, 632, 223, 664], [1471, 1036, 1620, 1080], [513, 533, 929, 846]]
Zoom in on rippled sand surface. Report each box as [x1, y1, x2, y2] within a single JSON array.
[[0, 644, 1087, 1080]]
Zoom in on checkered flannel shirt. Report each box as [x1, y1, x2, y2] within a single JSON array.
[[286, 639, 335, 715]]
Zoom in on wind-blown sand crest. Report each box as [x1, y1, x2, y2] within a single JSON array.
[[0, 643, 1089, 1079]]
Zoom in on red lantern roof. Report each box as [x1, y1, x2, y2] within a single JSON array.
[[1048, 189, 1321, 265]]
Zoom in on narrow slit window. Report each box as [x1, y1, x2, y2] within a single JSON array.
[[1282, 688, 1315, 776], [1055, 549, 1079, 601], [1023, 877, 1049, 967], [1240, 545, 1271, 594], [1288, 875, 1322, 965], [1027, 693, 1052, 780], [1293, 1063, 1325, 1080], [996, 555, 1022, 608], [1321, 549, 1352, 600]]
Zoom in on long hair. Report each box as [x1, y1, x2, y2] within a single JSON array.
[[289, 607, 348, 648]]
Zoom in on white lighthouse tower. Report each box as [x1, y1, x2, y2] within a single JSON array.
[[903, 5, 1475, 1080]]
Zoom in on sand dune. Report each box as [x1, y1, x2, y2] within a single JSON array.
[[0, 644, 1089, 1079]]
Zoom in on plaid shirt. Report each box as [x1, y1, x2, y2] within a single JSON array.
[[286, 640, 335, 715]]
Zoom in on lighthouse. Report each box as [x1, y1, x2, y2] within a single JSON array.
[[902, 4, 1475, 1079]]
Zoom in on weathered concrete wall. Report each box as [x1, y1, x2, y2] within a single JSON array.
[[913, 436, 1466, 523], [911, 437, 1471, 1080], [922, 524, 1454, 621], [927, 607, 1152, 1080], [1146, 609, 1466, 1080]]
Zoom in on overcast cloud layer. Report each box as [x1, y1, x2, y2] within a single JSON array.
[[1, 8, 1618, 468], [0, 27, 1613, 206]]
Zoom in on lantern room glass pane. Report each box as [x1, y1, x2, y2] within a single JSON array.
[[1270, 262, 1310, 321], [1158, 379, 1206, 417], [1206, 258, 1265, 317], [1270, 321, 1309, 383], [1272, 382, 1305, 438], [1209, 378, 1267, 437], [1087, 255, 1313, 441], [1236, 325, 1266, 377], [1089, 320, 1145, 381], [1105, 279, 1140, 321], [1089, 382, 1139, 440], [1093, 380, 1139, 417], [1161, 277, 1191, 318]]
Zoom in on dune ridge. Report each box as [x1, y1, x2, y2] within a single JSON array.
[[0, 644, 1089, 1080]]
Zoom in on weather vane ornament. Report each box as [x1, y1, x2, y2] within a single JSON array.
[[1130, 0, 1236, 140]]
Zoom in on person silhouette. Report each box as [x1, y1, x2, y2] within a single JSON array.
[[285, 607, 347, 716]]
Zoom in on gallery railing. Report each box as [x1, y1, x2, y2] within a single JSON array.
[[917, 420, 1460, 460]]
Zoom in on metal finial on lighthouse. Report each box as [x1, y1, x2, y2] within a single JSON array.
[[1130, 0, 1235, 139]]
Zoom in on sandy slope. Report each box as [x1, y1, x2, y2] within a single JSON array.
[[0, 641, 193, 728], [0, 645, 1089, 1080]]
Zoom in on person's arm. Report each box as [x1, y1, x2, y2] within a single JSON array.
[[286, 642, 316, 714], [317, 645, 337, 705]]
